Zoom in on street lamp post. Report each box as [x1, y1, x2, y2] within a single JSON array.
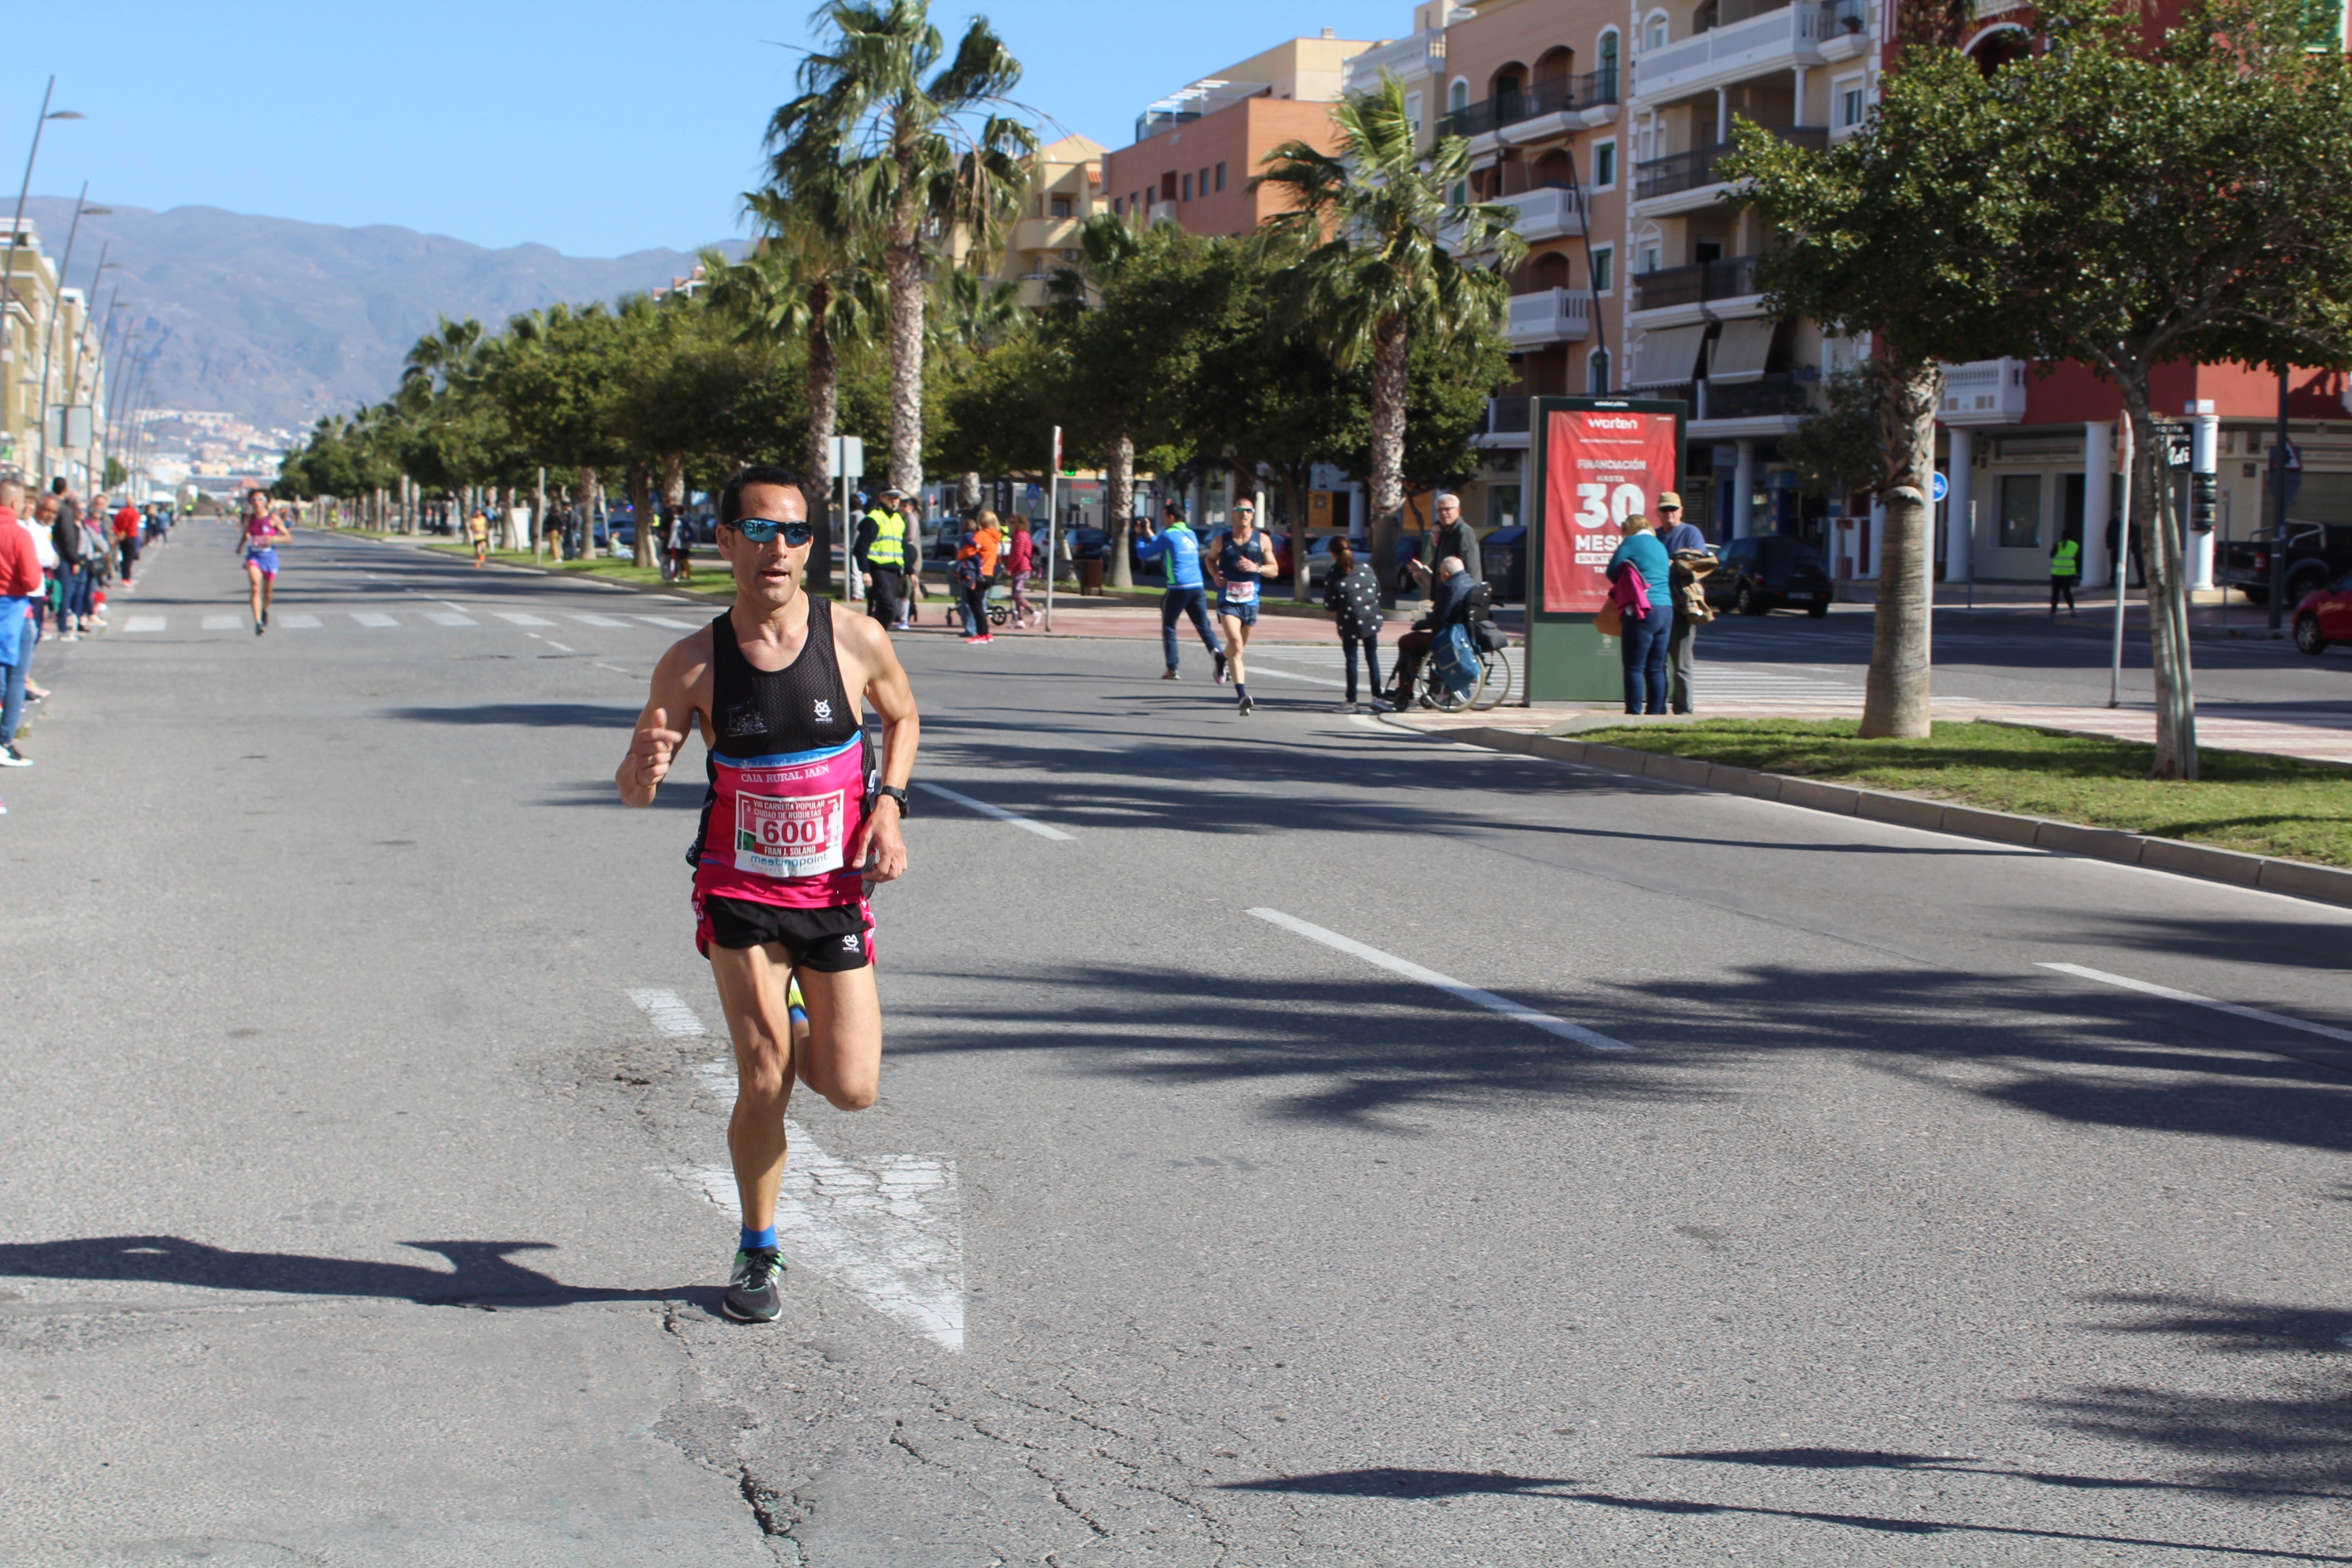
[[1, 79, 84, 469], [36, 186, 111, 483]]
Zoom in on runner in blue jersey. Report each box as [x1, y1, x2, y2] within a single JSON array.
[[1211, 501, 1281, 715], [1134, 500, 1224, 683]]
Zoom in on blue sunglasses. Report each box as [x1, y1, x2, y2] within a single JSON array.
[[731, 517, 815, 546]]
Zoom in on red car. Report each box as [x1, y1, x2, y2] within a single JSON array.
[[2291, 569, 2352, 655]]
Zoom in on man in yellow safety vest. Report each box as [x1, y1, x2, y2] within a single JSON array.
[[856, 487, 911, 627]]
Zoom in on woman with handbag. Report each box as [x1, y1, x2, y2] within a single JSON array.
[[1604, 513, 1673, 715]]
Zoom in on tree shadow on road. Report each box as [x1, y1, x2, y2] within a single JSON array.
[[0, 1235, 693, 1310]]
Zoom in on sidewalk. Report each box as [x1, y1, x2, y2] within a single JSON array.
[[1839, 576, 2289, 638], [1392, 696, 2352, 766]]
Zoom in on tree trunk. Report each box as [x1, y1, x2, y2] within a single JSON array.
[[885, 226, 926, 497], [1368, 310, 1410, 607], [577, 466, 598, 556], [1286, 465, 1311, 603], [629, 462, 653, 570], [804, 301, 837, 596], [2123, 395, 2198, 779], [534, 468, 547, 560], [1108, 431, 1136, 589], [1858, 353, 1941, 738], [499, 485, 521, 552]]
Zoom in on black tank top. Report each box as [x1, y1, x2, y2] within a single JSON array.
[[688, 603, 871, 867]]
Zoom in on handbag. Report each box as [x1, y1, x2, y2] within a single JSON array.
[[1594, 597, 1622, 637]]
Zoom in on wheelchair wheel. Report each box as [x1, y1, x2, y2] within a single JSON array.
[[1420, 662, 1475, 714], [1469, 647, 1512, 710], [987, 601, 1009, 626]]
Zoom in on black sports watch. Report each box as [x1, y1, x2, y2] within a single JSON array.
[[874, 784, 911, 817]]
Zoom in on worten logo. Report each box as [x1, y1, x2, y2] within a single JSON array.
[[1586, 417, 1642, 430]]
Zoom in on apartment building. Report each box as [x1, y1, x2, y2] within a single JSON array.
[[1101, 32, 1380, 238], [0, 218, 110, 493], [995, 133, 1110, 310]]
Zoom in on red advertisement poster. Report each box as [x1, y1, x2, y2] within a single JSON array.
[[1541, 407, 1681, 614]]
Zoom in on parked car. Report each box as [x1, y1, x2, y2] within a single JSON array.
[[2223, 519, 2352, 608], [1705, 534, 1835, 617], [1482, 525, 1529, 602], [2291, 568, 2352, 655]]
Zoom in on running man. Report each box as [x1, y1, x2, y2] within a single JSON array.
[[239, 489, 291, 634], [1134, 500, 1223, 682], [468, 508, 491, 567], [1211, 501, 1281, 715], [615, 463, 919, 1326]]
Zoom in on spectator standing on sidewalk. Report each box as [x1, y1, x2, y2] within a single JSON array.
[[855, 488, 911, 627], [49, 489, 88, 640], [1322, 536, 1385, 713], [1006, 516, 1039, 630], [1, 479, 42, 766], [2050, 532, 2081, 615], [1654, 493, 1716, 715], [1409, 492, 1482, 603], [112, 497, 143, 589], [1607, 514, 1673, 716]]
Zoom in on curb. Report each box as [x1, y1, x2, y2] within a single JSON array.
[[1449, 725, 2352, 911]]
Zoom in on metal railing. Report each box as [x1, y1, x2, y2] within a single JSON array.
[[1633, 125, 1827, 200], [1630, 254, 1763, 310], [1440, 69, 1620, 137]]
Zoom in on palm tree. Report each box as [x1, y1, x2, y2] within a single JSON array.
[[710, 185, 880, 593], [766, 0, 1035, 499], [1257, 74, 1525, 604]]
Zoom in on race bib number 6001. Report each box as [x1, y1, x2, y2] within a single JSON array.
[[734, 788, 847, 879]]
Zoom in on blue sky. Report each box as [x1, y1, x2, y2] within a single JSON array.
[[4, 1, 1404, 258]]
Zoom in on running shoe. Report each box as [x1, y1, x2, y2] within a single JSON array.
[[1332, 702, 1358, 714], [722, 1247, 783, 1324], [1213, 652, 1228, 684], [0, 744, 30, 768], [977, 634, 994, 644], [1237, 694, 1254, 716]]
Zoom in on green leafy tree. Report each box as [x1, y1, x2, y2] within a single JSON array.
[[1257, 72, 1525, 604], [766, 0, 1035, 497]]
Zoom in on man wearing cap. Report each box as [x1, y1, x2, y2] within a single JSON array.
[[855, 487, 911, 628], [1654, 493, 1715, 715]]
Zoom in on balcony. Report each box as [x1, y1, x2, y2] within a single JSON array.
[[1631, 1, 1861, 103], [1495, 184, 1589, 242], [1634, 125, 1827, 201], [1702, 372, 1815, 420], [1936, 357, 2029, 425], [1506, 287, 1592, 347], [1631, 254, 1763, 311], [1010, 216, 1081, 253], [1441, 70, 1620, 139], [1343, 28, 1448, 95]]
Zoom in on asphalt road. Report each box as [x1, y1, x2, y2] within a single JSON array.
[[3, 523, 2349, 1567]]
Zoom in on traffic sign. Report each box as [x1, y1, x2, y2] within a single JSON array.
[[827, 435, 864, 480], [1930, 471, 1948, 504]]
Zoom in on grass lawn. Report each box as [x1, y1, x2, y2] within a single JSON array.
[[1573, 718, 2352, 869]]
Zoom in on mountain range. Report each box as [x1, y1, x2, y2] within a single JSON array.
[[22, 196, 745, 434]]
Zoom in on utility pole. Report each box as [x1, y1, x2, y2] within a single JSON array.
[[2267, 368, 2290, 635]]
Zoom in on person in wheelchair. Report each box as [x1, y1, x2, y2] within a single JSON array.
[[1385, 555, 1480, 707]]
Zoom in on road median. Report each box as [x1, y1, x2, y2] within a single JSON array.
[[1443, 717, 2352, 907]]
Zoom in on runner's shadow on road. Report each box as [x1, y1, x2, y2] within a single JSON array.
[[1221, 1468, 1579, 1498], [383, 702, 639, 730], [1655, 1443, 2352, 1503], [0, 1235, 698, 1311]]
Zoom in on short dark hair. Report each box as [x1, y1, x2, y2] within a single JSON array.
[[717, 463, 803, 529], [1162, 500, 1184, 518]]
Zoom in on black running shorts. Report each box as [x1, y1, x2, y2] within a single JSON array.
[[695, 896, 873, 970]]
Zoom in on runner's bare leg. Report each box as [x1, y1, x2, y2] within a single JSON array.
[[246, 561, 265, 623], [708, 943, 881, 1232], [1220, 613, 1252, 687]]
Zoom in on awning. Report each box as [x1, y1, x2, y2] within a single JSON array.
[[1705, 318, 1779, 385], [1628, 324, 1708, 388]]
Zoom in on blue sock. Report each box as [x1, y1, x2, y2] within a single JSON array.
[[740, 1224, 777, 1253]]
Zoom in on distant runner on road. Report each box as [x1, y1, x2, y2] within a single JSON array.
[[239, 489, 290, 635], [1211, 500, 1280, 716], [615, 463, 920, 1326]]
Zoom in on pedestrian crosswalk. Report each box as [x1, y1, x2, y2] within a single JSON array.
[[112, 608, 697, 636], [1698, 667, 1863, 703]]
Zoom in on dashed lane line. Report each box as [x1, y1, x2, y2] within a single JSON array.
[[351, 612, 399, 627], [201, 613, 244, 631], [2038, 962, 2352, 1049], [914, 781, 1075, 841], [276, 612, 323, 629], [1248, 906, 1634, 1051], [495, 611, 557, 627]]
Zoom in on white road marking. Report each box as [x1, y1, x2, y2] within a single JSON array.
[[201, 613, 244, 631], [565, 612, 630, 627], [668, 1136, 964, 1352], [627, 987, 708, 1038], [915, 781, 1074, 840], [595, 662, 640, 679], [636, 615, 699, 630], [2037, 963, 2352, 1047], [277, 612, 323, 629], [1245, 664, 1348, 688], [495, 611, 557, 626], [123, 615, 167, 633], [1247, 907, 1634, 1051], [423, 610, 478, 627], [351, 612, 399, 628], [544, 641, 578, 653]]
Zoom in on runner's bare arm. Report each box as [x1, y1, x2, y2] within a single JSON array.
[[838, 608, 919, 885], [615, 635, 706, 807]]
